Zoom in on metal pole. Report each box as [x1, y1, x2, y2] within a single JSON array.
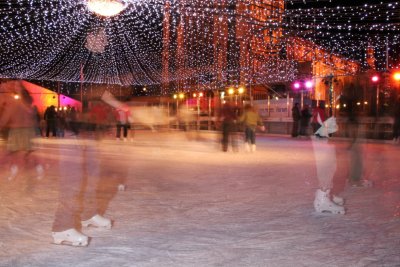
[[80, 63, 83, 110], [376, 84, 380, 117]]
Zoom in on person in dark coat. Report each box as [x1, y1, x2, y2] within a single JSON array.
[[44, 105, 57, 137], [300, 104, 312, 136], [291, 103, 301, 137], [392, 97, 400, 144], [219, 101, 238, 152]]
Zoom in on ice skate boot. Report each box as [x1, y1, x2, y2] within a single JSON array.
[[332, 195, 344, 206], [82, 214, 112, 229], [314, 189, 345, 214], [244, 143, 250, 152], [118, 184, 126, 191], [7, 165, 18, 181], [36, 164, 44, 180], [52, 228, 89, 246], [251, 144, 256, 152]]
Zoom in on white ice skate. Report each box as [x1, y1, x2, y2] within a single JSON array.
[[52, 228, 89, 246], [244, 143, 250, 152], [251, 144, 256, 152], [332, 194, 344, 206], [7, 165, 18, 181], [36, 164, 44, 180], [118, 184, 126, 191], [81, 214, 112, 229], [314, 189, 345, 214]]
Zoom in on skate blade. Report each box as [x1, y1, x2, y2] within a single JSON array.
[[81, 221, 112, 229], [52, 238, 90, 247], [315, 209, 346, 215]]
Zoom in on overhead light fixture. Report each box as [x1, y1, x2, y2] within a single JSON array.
[[87, 0, 128, 17]]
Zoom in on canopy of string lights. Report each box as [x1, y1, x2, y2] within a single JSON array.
[[0, 0, 399, 95]]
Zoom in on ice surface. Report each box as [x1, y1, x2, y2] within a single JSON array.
[[0, 131, 399, 267]]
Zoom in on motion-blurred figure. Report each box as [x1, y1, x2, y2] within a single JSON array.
[[300, 104, 312, 137], [0, 80, 44, 181], [52, 100, 113, 247], [291, 103, 301, 137], [44, 105, 57, 138], [392, 97, 400, 144], [178, 105, 196, 140], [345, 98, 365, 187], [239, 104, 264, 152], [219, 101, 238, 152], [311, 116, 345, 214], [311, 103, 326, 137], [115, 106, 131, 141]]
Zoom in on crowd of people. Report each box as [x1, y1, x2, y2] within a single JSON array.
[[1, 79, 399, 247]]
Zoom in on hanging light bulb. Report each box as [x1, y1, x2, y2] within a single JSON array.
[[86, 0, 128, 17]]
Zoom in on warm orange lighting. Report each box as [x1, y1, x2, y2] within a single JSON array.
[[228, 88, 234, 95], [393, 71, 400, 81], [199, 92, 204, 97], [193, 93, 197, 98], [238, 87, 245, 94], [179, 93, 184, 99], [87, 0, 128, 17], [173, 94, 177, 99], [14, 94, 20, 100]]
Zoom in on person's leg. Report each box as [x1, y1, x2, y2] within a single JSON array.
[[222, 122, 229, 151], [123, 124, 128, 139], [46, 121, 50, 137], [116, 123, 121, 139], [292, 121, 298, 137], [81, 141, 112, 228], [51, 121, 57, 137], [52, 140, 88, 246], [311, 137, 345, 214]]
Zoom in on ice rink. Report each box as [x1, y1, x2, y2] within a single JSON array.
[[0, 131, 399, 267]]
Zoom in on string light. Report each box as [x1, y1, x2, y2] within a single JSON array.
[[0, 0, 398, 97]]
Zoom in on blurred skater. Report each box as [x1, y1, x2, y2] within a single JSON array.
[[300, 104, 312, 137], [219, 101, 238, 152], [115, 106, 131, 141], [239, 104, 265, 152], [311, 103, 326, 137], [44, 105, 57, 138], [344, 98, 371, 187], [0, 80, 44, 181], [52, 100, 113, 247], [291, 103, 301, 137], [311, 116, 345, 214], [392, 97, 400, 144]]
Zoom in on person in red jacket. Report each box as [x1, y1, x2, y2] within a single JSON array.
[[311, 103, 326, 137]]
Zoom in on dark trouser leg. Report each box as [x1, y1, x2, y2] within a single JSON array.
[[222, 122, 230, 151], [123, 124, 128, 138], [292, 121, 299, 137], [116, 124, 122, 138]]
